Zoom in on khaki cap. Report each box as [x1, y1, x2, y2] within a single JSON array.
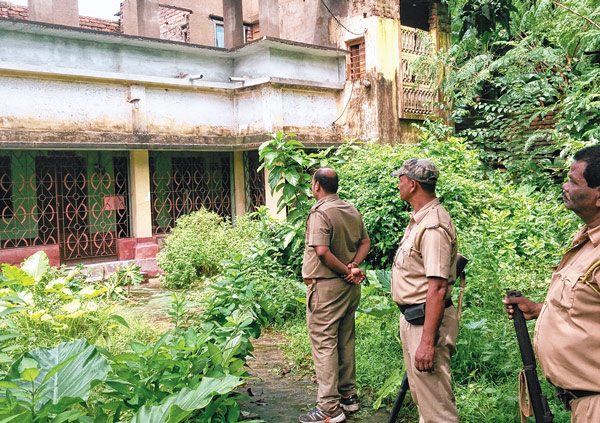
[[391, 158, 439, 184]]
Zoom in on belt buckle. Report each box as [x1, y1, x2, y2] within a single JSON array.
[[555, 387, 573, 411]]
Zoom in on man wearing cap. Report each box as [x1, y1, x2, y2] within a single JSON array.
[[299, 167, 370, 423], [391, 158, 459, 423]]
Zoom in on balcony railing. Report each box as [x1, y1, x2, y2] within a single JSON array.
[[399, 26, 436, 119]]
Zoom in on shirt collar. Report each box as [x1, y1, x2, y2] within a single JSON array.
[[585, 223, 600, 247], [410, 198, 440, 225], [313, 193, 339, 209]]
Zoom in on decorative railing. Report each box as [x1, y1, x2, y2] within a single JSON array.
[[400, 26, 432, 55], [402, 88, 436, 115], [149, 152, 232, 235], [0, 150, 130, 261], [399, 26, 436, 119], [244, 151, 266, 213]]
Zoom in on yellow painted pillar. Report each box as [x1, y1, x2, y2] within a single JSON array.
[[129, 150, 153, 238], [233, 151, 247, 217], [264, 168, 287, 220]]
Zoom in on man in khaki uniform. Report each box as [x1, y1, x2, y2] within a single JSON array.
[[504, 146, 600, 422], [391, 159, 459, 423], [299, 167, 370, 423]]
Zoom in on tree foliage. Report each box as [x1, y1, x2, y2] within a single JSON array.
[[424, 0, 600, 186]]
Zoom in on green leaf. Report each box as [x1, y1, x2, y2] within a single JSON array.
[[5, 339, 110, 409], [21, 251, 49, 283], [207, 342, 223, 365], [185, 328, 198, 348], [105, 381, 132, 395], [0, 381, 22, 390], [0, 307, 26, 318], [53, 409, 84, 423], [130, 341, 147, 354], [150, 331, 170, 359], [20, 368, 39, 382], [0, 265, 35, 287], [108, 314, 130, 328], [131, 375, 242, 423], [0, 410, 31, 423]]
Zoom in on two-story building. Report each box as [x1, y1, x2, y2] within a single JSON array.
[[0, 0, 449, 272]]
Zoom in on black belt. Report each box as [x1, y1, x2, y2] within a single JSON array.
[[555, 387, 600, 410], [398, 298, 453, 314]]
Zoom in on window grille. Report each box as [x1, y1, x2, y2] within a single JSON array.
[[0, 155, 13, 220], [346, 38, 366, 80]]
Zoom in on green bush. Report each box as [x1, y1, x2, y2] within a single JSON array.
[[0, 252, 128, 365], [261, 131, 578, 421], [157, 209, 260, 288]]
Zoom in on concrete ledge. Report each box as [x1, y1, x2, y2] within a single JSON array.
[[135, 242, 159, 260], [0, 129, 344, 149], [0, 62, 345, 92], [0, 244, 60, 267]]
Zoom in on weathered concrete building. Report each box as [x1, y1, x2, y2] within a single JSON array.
[[0, 0, 449, 271]]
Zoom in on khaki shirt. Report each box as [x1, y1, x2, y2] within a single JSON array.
[[391, 198, 457, 305], [302, 194, 369, 279], [535, 224, 600, 391]]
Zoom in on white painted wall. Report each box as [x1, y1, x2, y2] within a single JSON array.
[[282, 90, 338, 128], [0, 77, 131, 131], [145, 89, 236, 132], [0, 19, 346, 138]]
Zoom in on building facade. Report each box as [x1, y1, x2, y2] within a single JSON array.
[[0, 0, 449, 271]]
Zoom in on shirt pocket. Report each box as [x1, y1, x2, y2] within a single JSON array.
[[549, 269, 580, 310], [393, 242, 413, 269]]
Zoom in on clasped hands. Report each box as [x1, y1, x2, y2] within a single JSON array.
[[344, 263, 365, 284]]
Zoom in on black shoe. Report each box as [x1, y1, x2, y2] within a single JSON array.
[[340, 394, 360, 412], [298, 405, 346, 423]]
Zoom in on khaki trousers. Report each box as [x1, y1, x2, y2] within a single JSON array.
[[571, 395, 600, 423], [306, 278, 361, 412], [399, 306, 459, 423]]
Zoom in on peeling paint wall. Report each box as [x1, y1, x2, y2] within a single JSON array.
[[0, 20, 345, 148], [0, 77, 131, 132], [282, 89, 338, 128]]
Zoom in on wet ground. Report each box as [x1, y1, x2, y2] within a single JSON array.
[[125, 281, 393, 423], [237, 333, 392, 423]]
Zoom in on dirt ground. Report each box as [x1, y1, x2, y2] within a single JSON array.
[[237, 334, 392, 423], [126, 282, 394, 423]]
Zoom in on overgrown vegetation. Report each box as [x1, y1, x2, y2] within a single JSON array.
[[420, 0, 600, 186], [256, 131, 577, 422], [0, 251, 264, 422], [157, 211, 260, 288]]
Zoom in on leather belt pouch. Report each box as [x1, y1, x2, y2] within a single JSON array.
[[399, 299, 453, 326], [403, 303, 426, 325]]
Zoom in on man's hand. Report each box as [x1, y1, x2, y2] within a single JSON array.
[[414, 341, 435, 372], [344, 266, 365, 284], [502, 295, 543, 320]]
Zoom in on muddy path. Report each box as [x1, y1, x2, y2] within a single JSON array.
[[237, 333, 392, 423], [123, 281, 393, 423]]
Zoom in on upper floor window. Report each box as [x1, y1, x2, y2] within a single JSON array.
[[212, 16, 253, 48], [346, 38, 366, 80], [214, 20, 225, 47]]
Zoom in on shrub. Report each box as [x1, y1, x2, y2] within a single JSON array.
[[261, 131, 578, 422], [157, 209, 260, 288], [0, 252, 127, 364]]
